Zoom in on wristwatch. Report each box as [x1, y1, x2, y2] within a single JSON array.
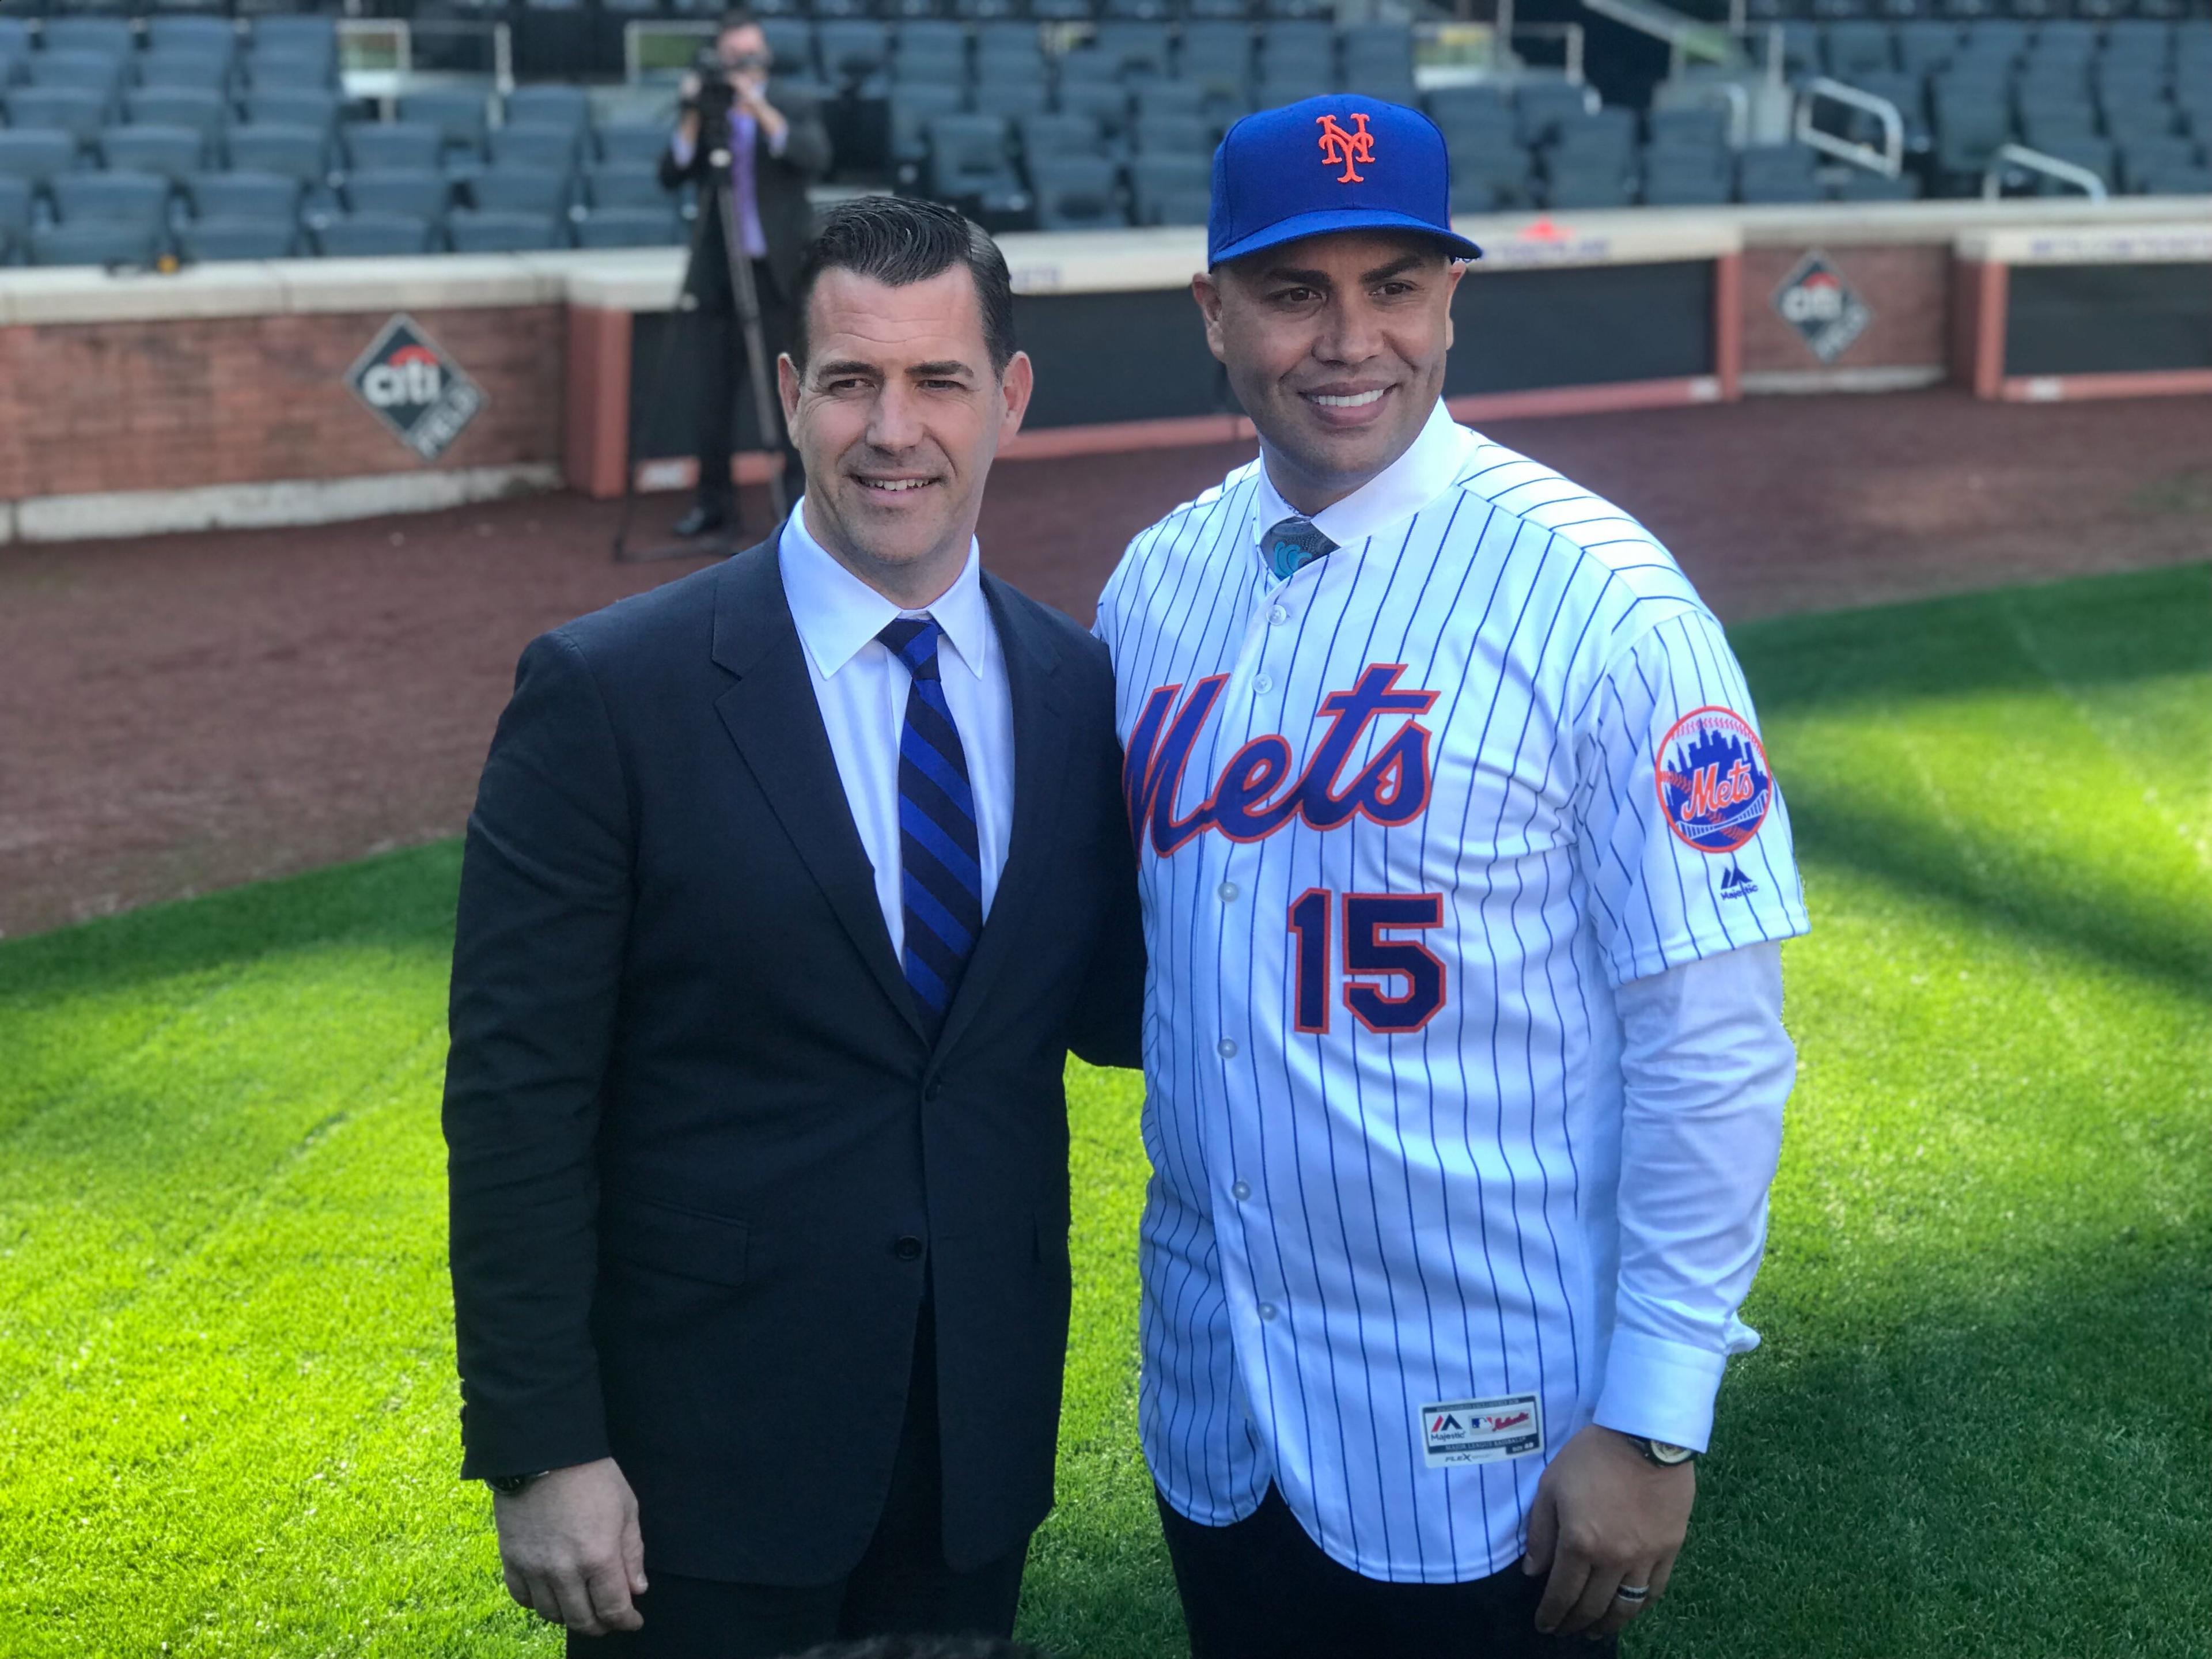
[[1618, 1433, 1698, 1468], [485, 1469, 552, 1497]]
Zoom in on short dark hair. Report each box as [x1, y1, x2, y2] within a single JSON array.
[[790, 196, 1018, 377], [717, 7, 759, 34]]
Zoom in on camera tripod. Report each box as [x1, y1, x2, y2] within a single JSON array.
[[612, 132, 790, 566]]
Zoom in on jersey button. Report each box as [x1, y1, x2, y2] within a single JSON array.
[[1218, 881, 1239, 903], [1258, 1302, 1279, 1322], [1217, 1037, 1238, 1059], [1231, 1180, 1252, 1202], [1268, 604, 1290, 626], [1253, 673, 1273, 694]]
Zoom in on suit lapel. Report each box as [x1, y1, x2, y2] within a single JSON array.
[[933, 575, 1070, 1061], [710, 534, 927, 1043]]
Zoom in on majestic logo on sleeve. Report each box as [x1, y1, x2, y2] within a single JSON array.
[[1315, 111, 1375, 183], [1655, 706, 1773, 855], [1125, 665, 1437, 857]]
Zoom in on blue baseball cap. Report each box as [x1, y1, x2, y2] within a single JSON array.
[[1208, 94, 1483, 268]]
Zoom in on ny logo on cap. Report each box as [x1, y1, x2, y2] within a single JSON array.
[[1315, 111, 1374, 183]]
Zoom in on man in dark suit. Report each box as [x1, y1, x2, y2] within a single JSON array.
[[444, 197, 1143, 1658], [660, 7, 830, 540]]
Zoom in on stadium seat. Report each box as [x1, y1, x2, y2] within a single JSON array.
[[1427, 84, 1513, 134], [44, 17, 135, 59], [1549, 107, 1639, 171], [816, 21, 891, 89], [1513, 79, 1594, 146], [315, 211, 435, 257], [1129, 150, 1210, 224], [596, 123, 668, 167], [346, 168, 451, 222], [574, 206, 684, 248], [1096, 22, 1172, 79], [1056, 81, 1132, 141], [2029, 132, 2116, 191], [244, 47, 336, 92], [584, 161, 664, 210], [181, 217, 298, 260], [470, 165, 569, 217], [1646, 105, 1730, 153], [402, 90, 493, 157], [227, 123, 331, 186], [345, 123, 444, 173], [505, 85, 593, 139], [1545, 156, 1634, 208], [1824, 20, 1896, 76], [0, 174, 31, 244], [55, 171, 171, 229], [245, 90, 342, 137], [1181, 22, 1253, 95], [1056, 47, 1120, 90], [31, 220, 160, 268], [1930, 77, 2012, 182], [137, 53, 232, 93], [1895, 20, 1961, 74], [29, 51, 127, 103], [187, 168, 301, 221], [6, 87, 109, 146], [1642, 150, 1732, 205], [1135, 79, 1206, 121], [147, 16, 238, 62], [891, 84, 965, 173], [448, 210, 566, 252], [0, 128, 77, 187], [1828, 165, 1922, 198], [488, 123, 581, 169], [1132, 113, 1209, 154], [99, 123, 206, 181], [126, 88, 227, 146], [1031, 153, 1126, 229], [1736, 143, 1823, 200], [1255, 67, 1331, 109], [974, 79, 1050, 121], [925, 113, 1022, 209]]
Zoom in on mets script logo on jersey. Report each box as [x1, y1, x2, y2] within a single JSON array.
[[1124, 664, 1437, 856], [1655, 706, 1772, 855], [1315, 111, 1374, 183]]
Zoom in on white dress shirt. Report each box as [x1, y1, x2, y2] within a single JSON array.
[[779, 499, 1016, 962]]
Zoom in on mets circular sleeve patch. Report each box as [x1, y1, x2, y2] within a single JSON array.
[[1654, 706, 1774, 855]]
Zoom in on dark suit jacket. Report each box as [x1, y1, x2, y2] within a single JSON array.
[[659, 86, 831, 306], [443, 535, 1143, 1586]]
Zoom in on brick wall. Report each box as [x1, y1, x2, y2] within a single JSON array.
[[0, 304, 565, 502], [1741, 244, 1952, 378]]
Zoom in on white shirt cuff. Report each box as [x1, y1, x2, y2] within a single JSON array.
[[1593, 1327, 1728, 1452], [670, 133, 695, 169]]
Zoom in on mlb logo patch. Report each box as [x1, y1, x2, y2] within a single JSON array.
[[1419, 1393, 1543, 1468]]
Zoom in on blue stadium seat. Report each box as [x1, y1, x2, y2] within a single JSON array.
[[137, 52, 232, 93], [56, 171, 171, 229], [1446, 137, 1534, 211], [188, 169, 301, 221], [1737, 142, 1823, 201], [1549, 107, 1639, 170], [315, 212, 435, 257], [346, 168, 452, 222], [448, 209, 566, 252], [891, 84, 964, 172], [817, 20, 891, 88], [762, 18, 818, 78], [1828, 165, 1922, 199], [246, 90, 342, 137], [974, 79, 1049, 121], [345, 123, 444, 173], [181, 217, 298, 260], [1031, 154, 1126, 229], [584, 161, 664, 209], [574, 206, 684, 248], [1096, 22, 1172, 78], [1134, 79, 1205, 120], [29, 50, 124, 103], [5, 87, 108, 146], [1642, 149, 1732, 205], [596, 123, 669, 166], [1895, 20, 1961, 74], [1055, 81, 1130, 138], [1545, 158, 1634, 209], [99, 123, 207, 181], [1132, 113, 1209, 154], [244, 47, 336, 92], [147, 17, 238, 62], [1018, 112, 1103, 169], [399, 90, 492, 158], [471, 165, 569, 217], [1512, 79, 1593, 146], [504, 85, 592, 139], [1824, 19, 1896, 76], [31, 220, 161, 267], [0, 174, 31, 248], [489, 122, 582, 169], [127, 88, 227, 145], [44, 18, 134, 59], [0, 128, 78, 187], [1645, 105, 1730, 153], [1055, 48, 1120, 89], [229, 123, 331, 185], [1129, 150, 1210, 224], [2030, 132, 2116, 191], [252, 17, 339, 62], [925, 112, 1024, 210], [1254, 67, 1330, 109]]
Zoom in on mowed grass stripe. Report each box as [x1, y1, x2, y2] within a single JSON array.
[[2, 566, 2206, 1658]]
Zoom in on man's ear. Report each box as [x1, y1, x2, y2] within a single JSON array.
[[1442, 260, 1467, 352], [777, 353, 801, 424], [998, 350, 1035, 442], [1191, 270, 1229, 366]]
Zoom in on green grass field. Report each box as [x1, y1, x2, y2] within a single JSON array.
[[3, 564, 2207, 1658]]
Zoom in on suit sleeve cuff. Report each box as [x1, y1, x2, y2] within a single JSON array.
[[457, 1390, 611, 1483], [1592, 1327, 1728, 1453]]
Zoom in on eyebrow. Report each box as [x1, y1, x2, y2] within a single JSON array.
[[1255, 252, 1432, 287], [907, 360, 974, 379]]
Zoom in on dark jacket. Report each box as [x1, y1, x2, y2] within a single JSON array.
[[443, 535, 1144, 1586], [660, 85, 831, 306]]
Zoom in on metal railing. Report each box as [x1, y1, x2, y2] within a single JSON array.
[[1983, 143, 2109, 200], [338, 17, 512, 103], [1508, 22, 1586, 85], [1796, 77, 1903, 177], [1580, 0, 1746, 73]]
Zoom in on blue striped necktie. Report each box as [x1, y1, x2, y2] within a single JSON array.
[[877, 617, 983, 1036], [1263, 515, 1337, 581]]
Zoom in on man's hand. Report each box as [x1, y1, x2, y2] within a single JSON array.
[[493, 1457, 647, 1637], [1522, 1426, 1695, 1639]]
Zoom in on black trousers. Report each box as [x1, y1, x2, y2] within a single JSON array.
[[691, 254, 801, 520], [569, 1301, 1025, 1659], [1157, 1486, 1619, 1659]]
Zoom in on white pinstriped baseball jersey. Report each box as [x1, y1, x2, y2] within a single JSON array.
[[1092, 399, 1810, 1583]]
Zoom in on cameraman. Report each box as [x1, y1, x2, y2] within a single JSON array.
[[661, 8, 831, 540]]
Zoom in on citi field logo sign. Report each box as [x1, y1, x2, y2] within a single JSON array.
[[1316, 111, 1374, 183], [1773, 250, 1872, 365], [346, 315, 486, 463]]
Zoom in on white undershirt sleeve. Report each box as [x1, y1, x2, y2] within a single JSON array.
[[1592, 938, 1795, 1452]]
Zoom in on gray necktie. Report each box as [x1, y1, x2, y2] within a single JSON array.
[[1263, 515, 1337, 582]]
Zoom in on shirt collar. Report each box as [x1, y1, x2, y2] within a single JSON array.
[[1250, 397, 1472, 563], [779, 496, 990, 681]]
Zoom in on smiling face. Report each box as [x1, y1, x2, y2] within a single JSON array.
[[779, 262, 1032, 609], [1194, 230, 1464, 516]]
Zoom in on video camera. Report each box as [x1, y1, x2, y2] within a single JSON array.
[[687, 44, 770, 130]]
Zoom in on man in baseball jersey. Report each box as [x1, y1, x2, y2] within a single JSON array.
[[1092, 96, 1808, 1657]]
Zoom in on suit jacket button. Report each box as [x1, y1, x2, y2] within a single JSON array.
[[893, 1235, 925, 1262], [924, 1080, 943, 1102]]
